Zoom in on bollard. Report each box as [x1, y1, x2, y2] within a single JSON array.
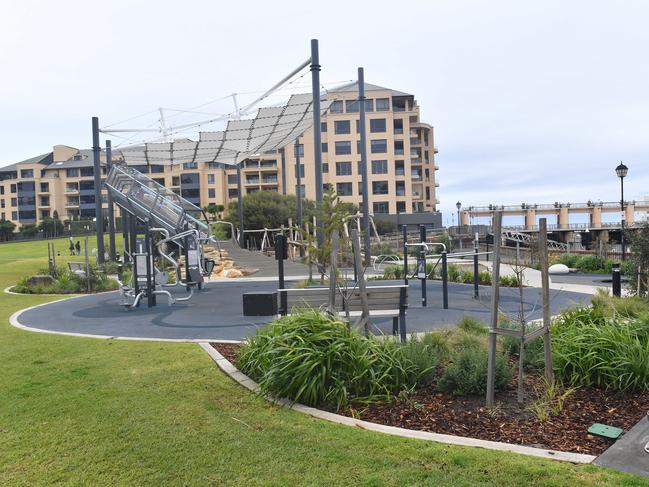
[[442, 250, 449, 309], [275, 234, 288, 314], [419, 224, 427, 307], [612, 263, 621, 297], [473, 246, 479, 299]]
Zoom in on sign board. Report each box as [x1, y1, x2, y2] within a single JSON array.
[[417, 257, 426, 279]]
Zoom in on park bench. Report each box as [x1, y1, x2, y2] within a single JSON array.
[[68, 262, 87, 278], [277, 284, 408, 338]]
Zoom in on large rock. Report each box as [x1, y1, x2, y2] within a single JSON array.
[[548, 263, 570, 275], [26, 275, 56, 287], [222, 268, 244, 278]]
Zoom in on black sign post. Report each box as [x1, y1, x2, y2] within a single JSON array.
[[276, 234, 288, 315], [419, 224, 427, 307]]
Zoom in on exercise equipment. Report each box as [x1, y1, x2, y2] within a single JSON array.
[[105, 164, 218, 309]]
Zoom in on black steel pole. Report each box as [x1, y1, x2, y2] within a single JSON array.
[[358, 67, 371, 266], [280, 147, 287, 195], [621, 177, 626, 261], [402, 225, 408, 286], [295, 140, 305, 258], [311, 39, 324, 247], [612, 263, 621, 297], [277, 235, 287, 315], [122, 212, 130, 263], [442, 250, 449, 309], [106, 139, 116, 261], [91, 117, 105, 263], [419, 224, 427, 307], [237, 164, 244, 248], [144, 219, 155, 308], [473, 236, 479, 299]]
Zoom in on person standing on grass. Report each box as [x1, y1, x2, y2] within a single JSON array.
[[75, 241, 81, 255], [69, 238, 75, 256]]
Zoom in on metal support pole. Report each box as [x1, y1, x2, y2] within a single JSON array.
[[620, 176, 626, 261], [106, 140, 116, 261], [358, 67, 371, 266], [486, 211, 503, 406], [237, 164, 244, 248], [473, 234, 479, 299], [91, 116, 105, 263], [280, 148, 287, 195], [402, 225, 408, 286], [295, 139, 303, 240], [144, 219, 155, 308], [419, 224, 427, 307], [441, 250, 448, 309], [129, 214, 137, 259], [122, 212, 130, 263], [311, 39, 324, 247], [351, 228, 370, 335]]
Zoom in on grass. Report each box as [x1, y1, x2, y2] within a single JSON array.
[[0, 237, 647, 485]]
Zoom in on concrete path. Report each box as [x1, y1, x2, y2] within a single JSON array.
[[594, 415, 649, 479]]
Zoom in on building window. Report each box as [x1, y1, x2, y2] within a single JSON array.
[[295, 164, 305, 178], [321, 122, 327, 132], [372, 181, 389, 195], [373, 202, 389, 214], [10, 184, 17, 193], [336, 182, 353, 196], [228, 188, 238, 198], [0, 187, 3, 195], [345, 100, 359, 113], [0, 200, 4, 208], [150, 165, 164, 173], [80, 167, 94, 177], [335, 141, 352, 155], [207, 174, 215, 184], [12, 211, 17, 220], [227, 174, 238, 185], [11, 198, 17, 206], [371, 160, 388, 174], [357, 182, 364, 195], [394, 140, 404, 155], [330, 100, 343, 113], [393, 118, 403, 134], [20, 169, 34, 178], [396, 181, 406, 196], [336, 162, 352, 176], [321, 142, 328, 153], [357, 161, 363, 174], [66, 168, 79, 178], [364, 99, 374, 112], [40, 182, 49, 193], [371, 139, 388, 153], [172, 176, 180, 186], [395, 160, 405, 176], [396, 201, 406, 213], [153, 178, 165, 186], [322, 163, 329, 173], [376, 98, 390, 111], [208, 188, 216, 198], [334, 120, 350, 134], [370, 118, 386, 133], [41, 210, 50, 218], [40, 196, 50, 206]]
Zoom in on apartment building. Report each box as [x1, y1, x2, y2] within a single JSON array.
[[0, 82, 441, 230]]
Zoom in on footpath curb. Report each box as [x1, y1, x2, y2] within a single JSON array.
[[199, 342, 596, 465]]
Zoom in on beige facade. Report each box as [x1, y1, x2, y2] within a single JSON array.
[[0, 82, 439, 229]]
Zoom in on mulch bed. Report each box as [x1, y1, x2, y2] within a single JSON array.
[[211, 342, 648, 456]]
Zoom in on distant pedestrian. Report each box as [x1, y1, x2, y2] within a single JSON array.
[[75, 241, 81, 255], [69, 239, 75, 256]]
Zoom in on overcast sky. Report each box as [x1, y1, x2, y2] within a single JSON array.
[[1, 0, 647, 221]]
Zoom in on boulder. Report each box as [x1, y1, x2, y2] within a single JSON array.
[[222, 268, 244, 278], [26, 275, 56, 287], [548, 263, 570, 275]]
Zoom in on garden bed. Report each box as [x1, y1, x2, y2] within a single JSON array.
[[211, 341, 648, 456]]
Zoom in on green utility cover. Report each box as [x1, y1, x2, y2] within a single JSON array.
[[588, 423, 624, 439]]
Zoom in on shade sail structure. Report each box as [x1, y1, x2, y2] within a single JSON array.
[[120, 94, 330, 166]]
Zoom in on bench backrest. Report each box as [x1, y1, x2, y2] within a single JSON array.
[[280, 285, 407, 313]]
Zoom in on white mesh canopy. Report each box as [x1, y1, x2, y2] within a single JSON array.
[[120, 94, 330, 166]]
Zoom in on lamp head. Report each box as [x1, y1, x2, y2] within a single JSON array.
[[615, 161, 628, 179]]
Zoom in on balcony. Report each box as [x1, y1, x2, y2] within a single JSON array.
[[434, 146, 439, 153], [434, 164, 440, 170], [65, 186, 79, 194], [261, 176, 278, 184], [245, 178, 260, 185], [410, 137, 421, 146]]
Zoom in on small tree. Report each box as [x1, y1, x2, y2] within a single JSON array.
[[627, 223, 649, 296], [20, 223, 39, 238], [204, 203, 225, 221], [0, 220, 16, 241], [39, 216, 64, 238]]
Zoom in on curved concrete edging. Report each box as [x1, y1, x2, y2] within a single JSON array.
[[8, 298, 242, 344], [199, 342, 596, 465]]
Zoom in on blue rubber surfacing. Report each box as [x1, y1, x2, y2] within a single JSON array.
[[15, 279, 592, 341]]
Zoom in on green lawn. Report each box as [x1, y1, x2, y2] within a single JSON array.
[[0, 237, 647, 486]]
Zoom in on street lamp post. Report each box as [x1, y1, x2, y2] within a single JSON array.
[[456, 201, 462, 233], [615, 162, 628, 261]]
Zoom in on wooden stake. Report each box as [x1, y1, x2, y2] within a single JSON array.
[[351, 228, 370, 335], [539, 218, 554, 382], [486, 210, 502, 406], [327, 230, 339, 314]]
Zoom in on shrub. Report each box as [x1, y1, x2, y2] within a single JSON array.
[[457, 315, 488, 335], [12, 265, 118, 294], [552, 306, 649, 390], [237, 310, 419, 409], [438, 348, 512, 395], [401, 335, 440, 387], [447, 264, 461, 282], [499, 275, 522, 287], [501, 334, 545, 371]]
